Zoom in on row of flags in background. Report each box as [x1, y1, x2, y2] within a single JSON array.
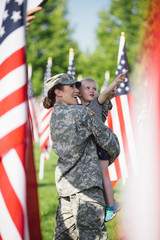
[[38, 57, 52, 180], [28, 57, 54, 180], [28, 64, 39, 143], [29, 48, 76, 180]]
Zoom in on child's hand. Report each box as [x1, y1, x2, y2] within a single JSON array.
[[98, 70, 128, 104], [115, 70, 128, 83]]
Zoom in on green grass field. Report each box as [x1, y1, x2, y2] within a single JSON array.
[[34, 143, 125, 240]]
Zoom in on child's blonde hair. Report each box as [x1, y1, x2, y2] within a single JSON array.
[[80, 78, 98, 90]]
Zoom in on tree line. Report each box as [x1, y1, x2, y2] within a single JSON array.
[[26, 0, 149, 96]]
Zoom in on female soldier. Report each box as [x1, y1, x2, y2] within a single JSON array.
[[43, 73, 120, 240]]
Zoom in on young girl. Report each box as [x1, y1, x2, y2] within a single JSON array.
[[79, 71, 127, 222], [43, 73, 120, 239]]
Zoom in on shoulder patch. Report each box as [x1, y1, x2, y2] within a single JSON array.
[[89, 108, 96, 115]]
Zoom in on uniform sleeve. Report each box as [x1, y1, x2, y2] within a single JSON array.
[[82, 107, 120, 163], [102, 100, 113, 122]]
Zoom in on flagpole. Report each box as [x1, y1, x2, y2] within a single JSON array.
[[117, 32, 125, 65], [69, 48, 74, 65], [28, 63, 39, 143], [39, 152, 45, 180], [100, 70, 110, 93], [67, 48, 76, 79], [39, 57, 52, 180]]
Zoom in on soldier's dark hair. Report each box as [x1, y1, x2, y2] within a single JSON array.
[[43, 84, 64, 109]]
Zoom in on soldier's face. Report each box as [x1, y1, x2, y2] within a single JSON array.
[[80, 81, 98, 105], [59, 84, 80, 105]]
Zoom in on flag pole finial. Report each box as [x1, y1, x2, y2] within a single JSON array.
[[48, 57, 52, 65], [48, 57, 52, 61], [77, 74, 83, 81], [121, 32, 125, 36], [69, 48, 74, 52], [28, 63, 32, 79]]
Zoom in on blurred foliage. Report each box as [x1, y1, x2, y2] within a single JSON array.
[[76, 0, 149, 90], [26, 0, 81, 96], [26, 0, 149, 96]]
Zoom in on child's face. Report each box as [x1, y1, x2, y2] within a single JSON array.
[[58, 84, 80, 105], [80, 81, 98, 105]]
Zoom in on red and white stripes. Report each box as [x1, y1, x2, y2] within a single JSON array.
[[105, 32, 138, 186], [38, 104, 52, 179], [39, 105, 52, 153], [28, 64, 39, 143], [106, 94, 137, 184], [0, 23, 29, 240]]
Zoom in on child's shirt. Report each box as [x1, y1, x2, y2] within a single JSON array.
[[87, 97, 102, 119], [87, 96, 112, 122]]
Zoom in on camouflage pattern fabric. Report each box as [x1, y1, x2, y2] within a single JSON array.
[[102, 99, 113, 123], [53, 187, 108, 240], [50, 103, 120, 197], [46, 73, 81, 91]]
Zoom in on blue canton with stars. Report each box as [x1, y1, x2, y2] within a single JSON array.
[[115, 44, 131, 96], [0, 0, 25, 44]]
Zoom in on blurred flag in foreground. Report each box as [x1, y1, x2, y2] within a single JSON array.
[[28, 64, 39, 143], [0, 1, 41, 239], [27, 0, 48, 10], [106, 32, 138, 187], [67, 48, 76, 79], [39, 57, 52, 180], [124, 1, 160, 239]]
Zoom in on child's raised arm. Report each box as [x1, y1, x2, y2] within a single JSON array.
[[98, 70, 128, 104]]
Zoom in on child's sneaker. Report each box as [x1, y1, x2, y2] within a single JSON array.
[[113, 200, 121, 212], [105, 200, 121, 222], [105, 206, 117, 222]]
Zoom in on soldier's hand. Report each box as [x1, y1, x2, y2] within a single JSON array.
[[26, 7, 42, 30]]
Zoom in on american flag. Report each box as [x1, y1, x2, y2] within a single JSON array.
[[106, 32, 138, 186], [39, 57, 52, 180], [0, 1, 42, 239], [28, 64, 39, 143], [67, 48, 76, 79]]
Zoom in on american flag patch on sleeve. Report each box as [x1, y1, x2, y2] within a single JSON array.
[[89, 108, 96, 115]]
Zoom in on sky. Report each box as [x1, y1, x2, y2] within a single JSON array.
[[67, 0, 110, 53]]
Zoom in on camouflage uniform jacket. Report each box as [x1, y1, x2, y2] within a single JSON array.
[[102, 99, 113, 122], [50, 103, 120, 197]]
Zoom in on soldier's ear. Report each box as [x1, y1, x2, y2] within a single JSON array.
[[55, 89, 62, 97]]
